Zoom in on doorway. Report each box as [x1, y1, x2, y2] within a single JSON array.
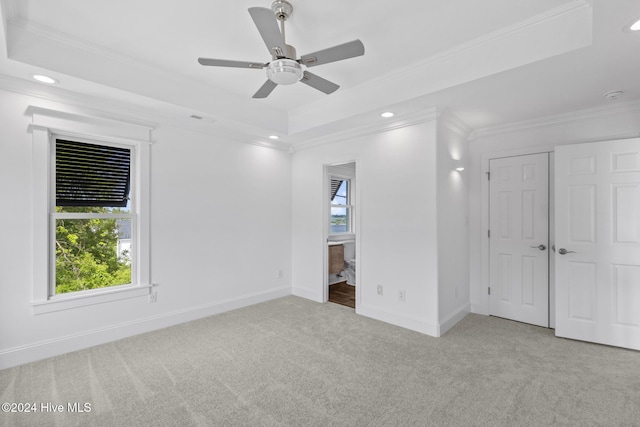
[[324, 162, 357, 309], [488, 153, 551, 327]]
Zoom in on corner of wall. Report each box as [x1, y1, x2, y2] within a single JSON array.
[[357, 303, 440, 337], [435, 112, 471, 330], [291, 286, 323, 303], [438, 303, 470, 336]]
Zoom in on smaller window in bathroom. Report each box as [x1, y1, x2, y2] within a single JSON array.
[[330, 177, 352, 234]]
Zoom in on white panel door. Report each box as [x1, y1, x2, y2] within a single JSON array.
[[556, 138, 640, 350], [489, 153, 549, 327]]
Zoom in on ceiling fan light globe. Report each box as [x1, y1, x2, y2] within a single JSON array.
[[267, 59, 303, 85]]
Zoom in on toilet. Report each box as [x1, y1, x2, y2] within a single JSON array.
[[344, 259, 356, 285]]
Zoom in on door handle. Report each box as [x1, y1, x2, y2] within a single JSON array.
[[558, 248, 576, 255], [530, 244, 546, 251]]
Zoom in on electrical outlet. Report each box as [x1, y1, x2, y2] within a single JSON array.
[[277, 269, 284, 279], [148, 292, 157, 303], [398, 290, 406, 302], [377, 285, 383, 296]]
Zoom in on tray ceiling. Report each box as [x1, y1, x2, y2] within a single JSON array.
[[1, 0, 639, 146]]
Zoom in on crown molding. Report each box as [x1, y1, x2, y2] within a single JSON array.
[[287, 0, 591, 137], [353, 0, 591, 94], [0, 74, 290, 151], [1, 0, 593, 151], [470, 100, 640, 141], [439, 110, 473, 139], [4, 16, 287, 135], [0, 74, 159, 129], [292, 108, 473, 153], [293, 108, 440, 152]]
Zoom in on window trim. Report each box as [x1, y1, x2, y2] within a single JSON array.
[[29, 107, 152, 314]]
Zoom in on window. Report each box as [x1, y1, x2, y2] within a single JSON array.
[[52, 138, 135, 295], [330, 177, 352, 234], [30, 106, 151, 313]]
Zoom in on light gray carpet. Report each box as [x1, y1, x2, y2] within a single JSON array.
[[1, 296, 639, 426]]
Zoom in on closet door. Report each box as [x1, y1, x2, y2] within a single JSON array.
[[555, 138, 640, 350], [489, 153, 549, 327]]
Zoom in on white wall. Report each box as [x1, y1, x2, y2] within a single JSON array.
[[468, 104, 640, 315], [0, 88, 292, 368], [151, 125, 292, 303], [292, 119, 442, 335], [436, 118, 470, 332], [292, 144, 362, 302]]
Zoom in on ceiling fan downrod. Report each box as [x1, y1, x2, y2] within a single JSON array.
[[271, 0, 292, 43]]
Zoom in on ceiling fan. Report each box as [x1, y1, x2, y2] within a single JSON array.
[[198, 0, 365, 99]]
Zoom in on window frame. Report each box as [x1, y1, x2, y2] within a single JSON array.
[[329, 175, 353, 235], [29, 107, 152, 314], [49, 136, 138, 297]]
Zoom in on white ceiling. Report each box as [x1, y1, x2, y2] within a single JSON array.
[[1, 0, 639, 147]]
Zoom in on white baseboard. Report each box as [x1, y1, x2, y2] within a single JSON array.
[[470, 303, 489, 315], [292, 286, 323, 303], [357, 304, 439, 337], [438, 303, 470, 336], [0, 286, 291, 370]]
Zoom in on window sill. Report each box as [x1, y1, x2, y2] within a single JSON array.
[[328, 233, 355, 244], [32, 284, 151, 315]]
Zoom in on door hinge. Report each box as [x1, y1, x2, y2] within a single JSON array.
[[486, 171, 490, 180], [488, 229, 490, 238], [488, 286, 491, 295]]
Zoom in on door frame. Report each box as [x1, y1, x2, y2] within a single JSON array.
[[322, 161, 360, 306], [479, 145, 557, 325]]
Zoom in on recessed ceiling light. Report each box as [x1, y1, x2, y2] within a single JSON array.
[[32, 74, 58, 84], [381, 112, 394, 118], [623, 17, 640, 32], [269, 135, 279, 140]]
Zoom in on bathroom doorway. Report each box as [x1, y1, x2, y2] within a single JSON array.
[[324, 162, 357, 309]]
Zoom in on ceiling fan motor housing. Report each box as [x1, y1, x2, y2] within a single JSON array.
[[268, 43, 302, 85], [267, 58, 303, 85]]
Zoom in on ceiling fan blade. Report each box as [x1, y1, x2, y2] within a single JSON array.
[[300, 71, 339, 95], [299, 40, 365, 67], [198, 58, 266, 69], [253, 80, 278, 99], [248, 7, 287, 57]]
